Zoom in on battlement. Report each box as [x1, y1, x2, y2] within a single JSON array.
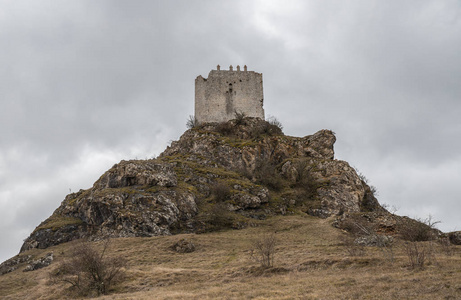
[[195, 65, 264, 123]]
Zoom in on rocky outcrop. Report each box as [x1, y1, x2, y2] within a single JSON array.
[[170, 238, 196, 253], [448, 231, 461, 245], [0, 255, 31, 275], [23, 253, 54, 272], [20, 118, 384, 252], [21, 161, 198, 252], [0, 252, 53, 275]]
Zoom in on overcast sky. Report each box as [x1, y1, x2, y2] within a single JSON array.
[[1, 0, 460, 262]]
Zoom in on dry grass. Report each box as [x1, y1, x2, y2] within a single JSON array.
[[2, 215, 461, 299]]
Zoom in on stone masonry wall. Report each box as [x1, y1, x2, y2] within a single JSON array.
[[195, 65, 264, 123]]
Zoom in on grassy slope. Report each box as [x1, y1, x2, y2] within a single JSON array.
[[1, 214, 461, 299]]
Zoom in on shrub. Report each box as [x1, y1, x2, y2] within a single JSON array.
[[291, 160, 319, 201], [248, 119, 283, 139], [186, 115, 198, 129], [262, 122, 283, 136], [250, 234, 277, 268], [234, 110, 246, 125], [211, 182, 231, 202], [254, 158, 284, 191], [404, 242, 426, 270], [206, 203, 236, 229], [52, 240, 126, 296], [267, 116, 283, 131], [398, 216, 439, 242], [360, 187, 380, 212]]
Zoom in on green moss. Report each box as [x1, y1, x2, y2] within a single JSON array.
[[162, 154, 243, 182], [65, 189, 91, 206], [144, 185, 170, 193], [219, 137, 258, 148], [217, 177, 261, 190], [92, 187, 145, 197], [175, 181, 199, 195], [35, 215, 83, 232]]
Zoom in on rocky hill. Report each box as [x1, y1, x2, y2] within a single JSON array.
[[20, 117, 390, 252], [4, 117, 461, 299]]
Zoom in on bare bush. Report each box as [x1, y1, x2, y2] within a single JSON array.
[[248, 119, 283, 138], [262, 122, 283, 136], [51, 240, 126, 296], [405, 242, 426, 270], [267, 116, 283, 131], [211, 182, 231, 202], [399, 215, 439, 242], [250, 234, 277, 268], [186, 115, 198, 129]]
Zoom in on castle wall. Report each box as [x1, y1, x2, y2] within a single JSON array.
[[195, 66, 264, 123]]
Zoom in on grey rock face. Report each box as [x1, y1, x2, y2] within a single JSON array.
[[21, 161, 197, 252], [94, 160, 177, 189]]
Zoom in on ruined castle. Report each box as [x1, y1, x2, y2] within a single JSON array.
[[195, 65, 265, 123]]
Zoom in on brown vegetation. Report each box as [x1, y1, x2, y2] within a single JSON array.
[[2, 215, 461, 299]]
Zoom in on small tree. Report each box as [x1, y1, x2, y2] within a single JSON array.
[[52, 239, 127, 296], [250, 234, 277, 268]]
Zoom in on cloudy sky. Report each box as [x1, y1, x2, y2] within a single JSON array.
[[1, 0, 460, 262]]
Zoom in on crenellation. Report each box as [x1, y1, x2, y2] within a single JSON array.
[[195, 65, 264, 123]]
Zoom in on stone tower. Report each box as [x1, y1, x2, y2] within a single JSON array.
[[195, 65, 264, 123]]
